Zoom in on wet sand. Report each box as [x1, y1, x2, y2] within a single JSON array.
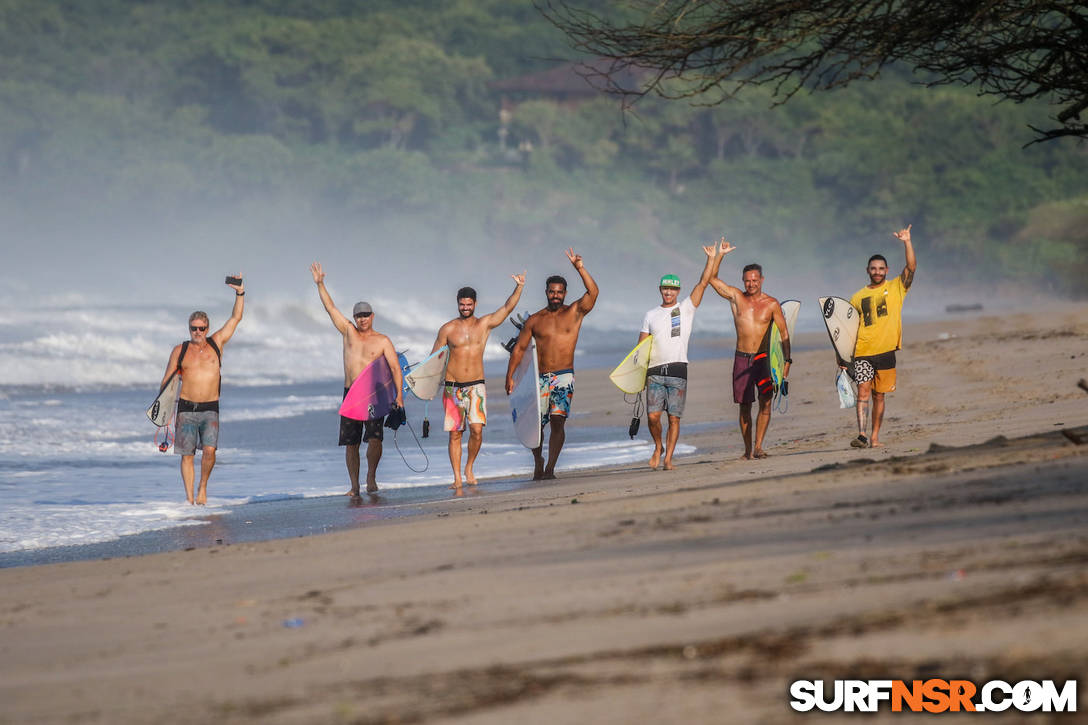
[[1, 303, 1086, 724]]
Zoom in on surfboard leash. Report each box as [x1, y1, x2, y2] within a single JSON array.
[[393, 418, 430, 473], [774, 380, 790, 415], [623, 391, 644, 438], [154, 417, 175, 453]]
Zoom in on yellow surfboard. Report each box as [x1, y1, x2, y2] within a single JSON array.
[[770, 300, 800, 390], [608, 336, 653, 394]]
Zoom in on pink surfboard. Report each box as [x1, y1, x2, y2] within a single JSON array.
[[338, 356, 397, 421]]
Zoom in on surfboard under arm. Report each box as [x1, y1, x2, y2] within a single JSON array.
[[609, 336, 653, 394]]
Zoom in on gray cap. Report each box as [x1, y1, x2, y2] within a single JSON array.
[[352, 301, 373, 316]]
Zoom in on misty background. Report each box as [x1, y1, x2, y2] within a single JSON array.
[[2, 0, 1086, 388]]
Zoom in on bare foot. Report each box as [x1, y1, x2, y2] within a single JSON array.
[[186, 499, 195, 506], [532, 463, 545, 480], [449, 482, 462, 491], [543, 471, 556, 480], [344, 489, 360, 497], [870, 440, 885, 448], [753, 450, 769, 459], [662, 460, 675, 471], [365, 482, 378, 493], [740, 452, 752, 460], [648, 447, 662, 469], [465, 470, 477, 485], [195, 493, 207, 505]]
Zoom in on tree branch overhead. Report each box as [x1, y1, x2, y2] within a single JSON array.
[[539, 0, 1088, 142]]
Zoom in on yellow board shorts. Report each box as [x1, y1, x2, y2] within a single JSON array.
[[443, 380, 487, 431]]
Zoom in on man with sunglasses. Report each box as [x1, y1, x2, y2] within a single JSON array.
[[311, 262, 404, 496], [158, 275, 245, 504]]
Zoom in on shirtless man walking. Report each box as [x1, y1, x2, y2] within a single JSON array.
[[430, 274, 525, 490], [311, 262, 404, 496], [706, 240, 791, 459], [159, 275, 245, 504], [505, 249, 598, 480]]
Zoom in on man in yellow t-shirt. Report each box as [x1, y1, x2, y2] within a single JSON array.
[[847, 225, 917, 448]]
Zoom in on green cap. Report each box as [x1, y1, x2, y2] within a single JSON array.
[[659, 274, 681, 289]]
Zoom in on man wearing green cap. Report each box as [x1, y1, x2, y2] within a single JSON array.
[[635, 248, 718, 469]]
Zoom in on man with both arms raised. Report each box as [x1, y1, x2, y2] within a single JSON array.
[[430, 273, 525, 490]]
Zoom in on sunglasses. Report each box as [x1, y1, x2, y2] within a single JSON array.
[[189, 325, 208, 332], [354, 312, 373, 318]]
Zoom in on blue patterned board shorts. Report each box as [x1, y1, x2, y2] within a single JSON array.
[[539, 369, 574, 426], [646, 374, 687, 417], [175, 410, 219, 454]]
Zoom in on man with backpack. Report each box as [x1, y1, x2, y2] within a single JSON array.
[[158, 276, 245, 504]]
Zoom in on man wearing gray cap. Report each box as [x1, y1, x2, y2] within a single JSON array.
[[310, 262, 404, 496]]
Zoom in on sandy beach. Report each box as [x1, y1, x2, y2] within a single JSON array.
[[2, 303, 1086, 724]]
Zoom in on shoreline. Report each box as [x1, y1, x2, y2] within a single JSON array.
[[5, 301, 1088, 569], [2, 303, 1086, 723]]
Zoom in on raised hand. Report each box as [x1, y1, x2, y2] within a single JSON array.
[[894, 224, 912, 244], [718, 237, 737, 255], [226, 273, 244, 294], [512, 270, 526, 286], [310, 262, 325, 284], [702, 243, 718, 258], [565, 248, 583, 269]]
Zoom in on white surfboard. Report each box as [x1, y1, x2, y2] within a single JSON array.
[[509, 339, 542, 449], [405, 346, 450, 401], [147, 372, 180, 427], [608, 336, 653, 394], [819, 296, 859, 364]]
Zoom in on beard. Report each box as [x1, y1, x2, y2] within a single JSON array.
[[547, 299, 562, 311], [459, 309, 473, 318]]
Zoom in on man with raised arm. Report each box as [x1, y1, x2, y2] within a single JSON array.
[[159, 275, 245, 504], [706, 239, 791, 459], [310, 262, 404, 497], [430, 273, 526, 490], [636, 247, 718, 471], [848, 225, 917, 448], [505, 249, 598, 480]]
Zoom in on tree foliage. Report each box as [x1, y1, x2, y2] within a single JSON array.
[[539, 0, 1088, 143], [0, 0, 1086, 294]]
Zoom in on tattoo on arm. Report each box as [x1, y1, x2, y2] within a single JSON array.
[[902, 268, 915, 289]]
